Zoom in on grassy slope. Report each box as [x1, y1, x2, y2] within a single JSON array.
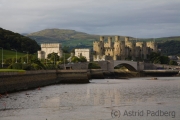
[[0, 69, 25, 72], [0, 49, 26, 59], [27, 29, 99, 42]]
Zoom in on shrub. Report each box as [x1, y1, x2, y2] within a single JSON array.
[[88, 62, 101, 69], [12, 63, 22, 69], [22, 64, 31, 70]]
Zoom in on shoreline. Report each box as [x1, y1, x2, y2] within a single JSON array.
[[0, 69, 179, 94]]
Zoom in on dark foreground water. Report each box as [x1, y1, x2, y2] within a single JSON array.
[[0, 77, 180, 120]]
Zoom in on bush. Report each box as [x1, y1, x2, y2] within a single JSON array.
[[169, 60, 178, 65], [31, 63, 42, 70], [7, 64, 13, 69], [12, 63, 22, 69], [45, 64, 56, 70], [88, 62, 101, 69], [22, 64, 31, 70]]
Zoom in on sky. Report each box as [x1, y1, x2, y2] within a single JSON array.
[[0, 0, 180, 38]]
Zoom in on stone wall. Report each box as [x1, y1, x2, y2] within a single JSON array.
[[0, 70, 90, 94], [0, 70, 57, 94], [57, 70, 90, 83]]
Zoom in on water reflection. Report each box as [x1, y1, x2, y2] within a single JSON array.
[[0, 78, 180, 120]]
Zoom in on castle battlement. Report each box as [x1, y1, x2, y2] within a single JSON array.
[[41, 43, 62, 48], [105, 48, 114, 51]]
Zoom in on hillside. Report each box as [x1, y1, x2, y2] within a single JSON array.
[[158, 40, 180, 56], [27, 29, 99, 42], [0, 28, 40, 54]]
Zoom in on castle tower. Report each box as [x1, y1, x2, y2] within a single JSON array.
[[108, 37, 112, 47], [120, 41, 126, 59], [115, 36, 120, 42], [146, 41, 157, 53], [93, 36, 104, 57], [142, 41, 147, 59], [114, 39, 120, 56], [125, 37, 129, 43], [38, 43, 63, 60], [100, 36, 104, 42], [125, 41, 135, 59]]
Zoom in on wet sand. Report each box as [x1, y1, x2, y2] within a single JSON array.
[[0, 77, 180, 120]]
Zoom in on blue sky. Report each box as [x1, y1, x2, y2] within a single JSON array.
[[0, 0, 180, 38]]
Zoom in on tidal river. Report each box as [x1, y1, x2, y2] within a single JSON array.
[[0, 77, 180, 120]]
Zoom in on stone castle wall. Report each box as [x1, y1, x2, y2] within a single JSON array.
[[75, 49, 91, 61], [93, 36, 157, 61], [38, 43, 63, 59]]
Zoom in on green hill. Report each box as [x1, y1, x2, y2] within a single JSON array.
[[0, 28, 40, 54], [27, 29, 99, 42]]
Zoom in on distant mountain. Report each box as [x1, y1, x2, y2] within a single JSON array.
[[27, 29, 99, 43]]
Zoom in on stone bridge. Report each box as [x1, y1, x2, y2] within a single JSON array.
[[60, 60, 180, 72], [96, 60, 180, 72], [95, 60, 143, 72]]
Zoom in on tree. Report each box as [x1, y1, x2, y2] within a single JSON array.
[[160, 56, 170, 64], [62, 46, 69, 53], [153, 56, 170, 64], [71, 56, 87, 63], [149, 52, 161, 63], [169, 60, 178, 65], [47, 52, 60, 63], [71, 56, 80, 63], [88, 62, 101, 69], [79, 56, 87, 62], [0, 28, 40, 53]]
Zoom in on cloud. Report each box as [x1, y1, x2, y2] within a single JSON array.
[[0, 0, 180, 38]]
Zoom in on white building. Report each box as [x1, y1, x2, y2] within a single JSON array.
[[75, 49, 91, 62], [38, 43, 63, 59]]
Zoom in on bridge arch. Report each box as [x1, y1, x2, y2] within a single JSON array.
[[113, 60, 138, 71], [93, 60, 139, 72], [114, 63, 137, 71]]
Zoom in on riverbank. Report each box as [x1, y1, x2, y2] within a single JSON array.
[[0, 70, 90, 94], [0, 69, 179, 94]]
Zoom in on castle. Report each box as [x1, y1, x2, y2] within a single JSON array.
[[93, 36, 157, 61], [38, 43, 63, 59]]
